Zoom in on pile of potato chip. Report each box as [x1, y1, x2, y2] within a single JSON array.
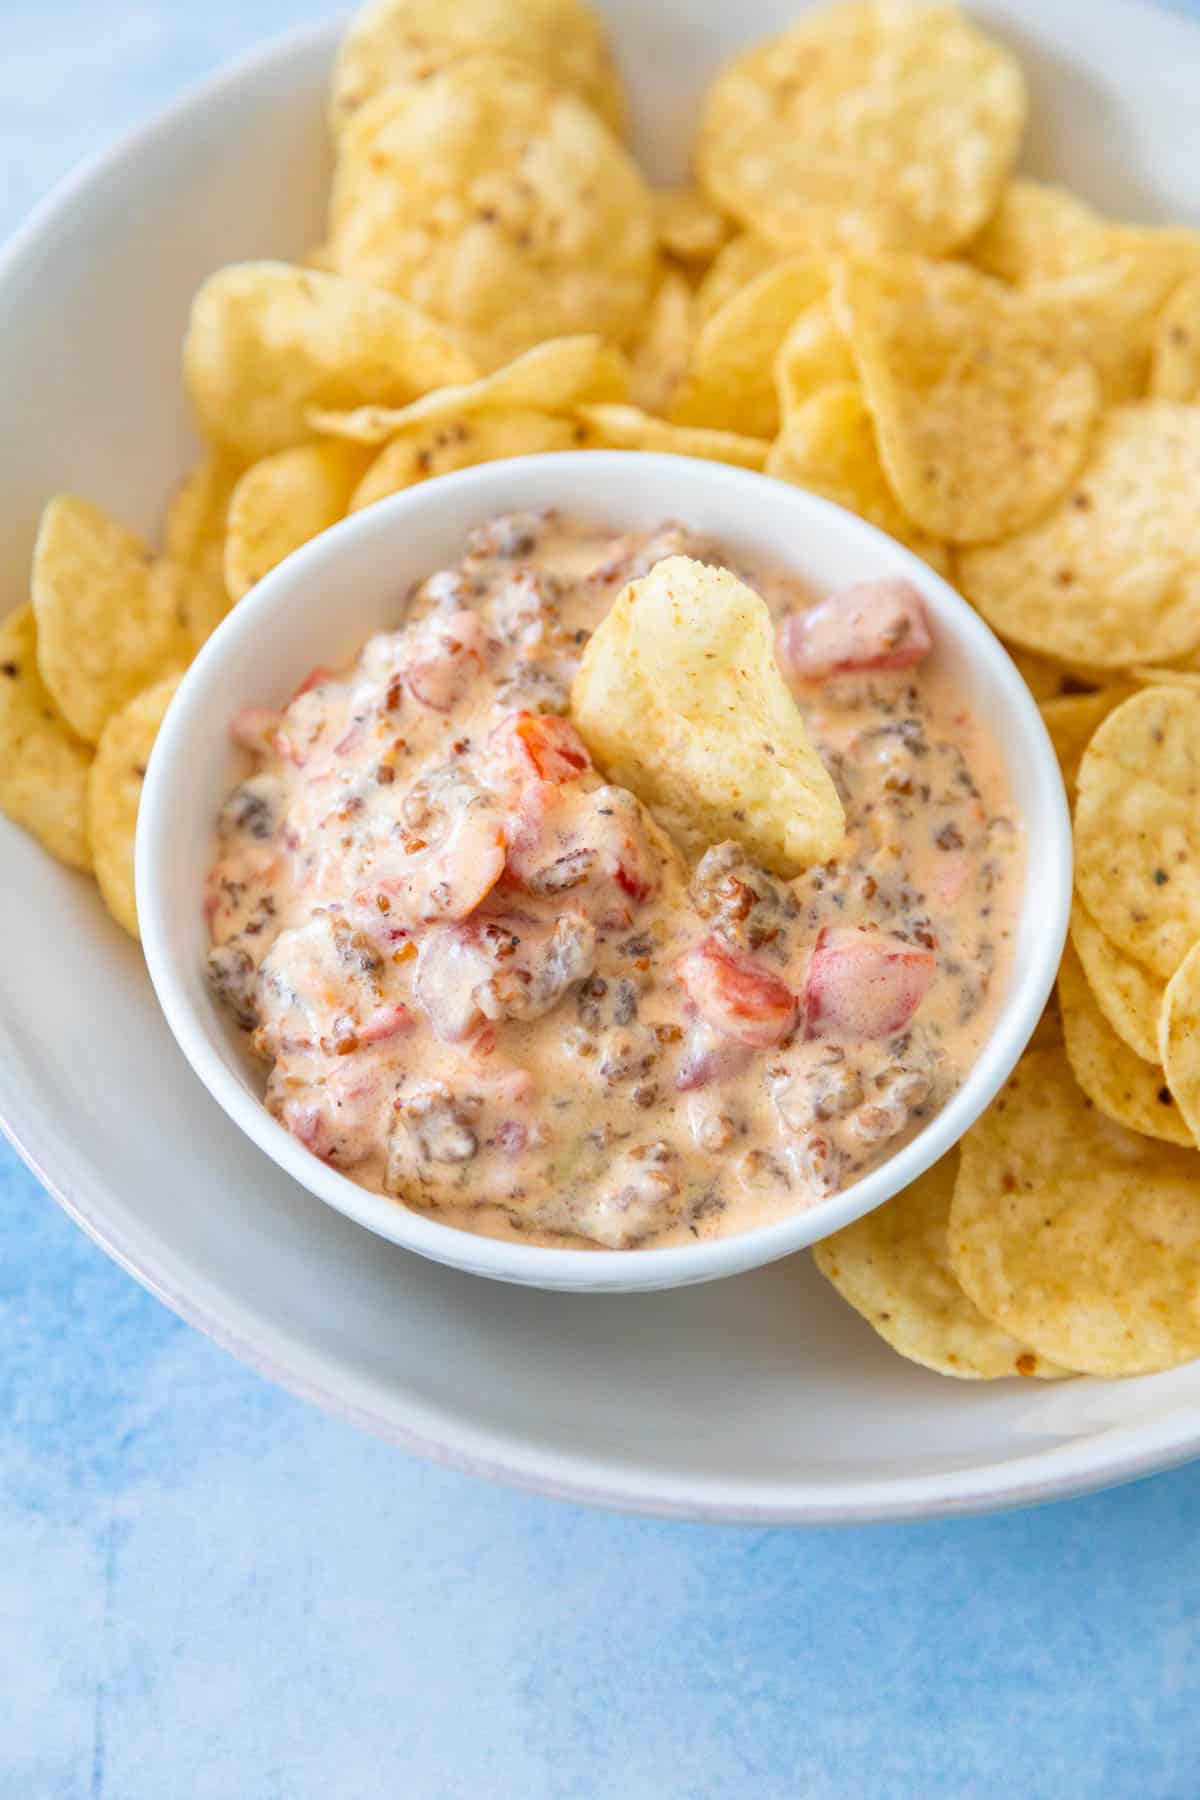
[[3, 0, 1200, 1363]]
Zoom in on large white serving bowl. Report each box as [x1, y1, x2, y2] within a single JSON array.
[[137, 451, 1069, 1293], [3, 0, 1200, 1518]]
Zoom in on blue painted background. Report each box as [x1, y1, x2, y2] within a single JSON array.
[[3, 6, 1200, 1795]]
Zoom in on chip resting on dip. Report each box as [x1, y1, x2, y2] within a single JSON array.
[[570, 555, 846, 873]]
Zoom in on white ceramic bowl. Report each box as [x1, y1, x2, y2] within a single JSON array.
[[5, 0, 1200, 1519], [137, 452, 1070, 1292]]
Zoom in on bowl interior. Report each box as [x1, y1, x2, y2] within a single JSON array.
[[2, 0, 1200, 1515], [138, 451, 1069, 1292]]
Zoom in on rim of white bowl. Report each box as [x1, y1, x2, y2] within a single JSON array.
[[136, 450, 1072, 1294], [6, 8, 1198, 1520]]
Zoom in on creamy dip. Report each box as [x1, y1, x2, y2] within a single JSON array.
[[206, 511, 1022, 1249]]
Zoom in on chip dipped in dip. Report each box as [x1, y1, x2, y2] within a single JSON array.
[[205, 511, 1021, 1249]]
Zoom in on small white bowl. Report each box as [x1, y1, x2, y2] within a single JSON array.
[[137, 451, 1070, 1293]]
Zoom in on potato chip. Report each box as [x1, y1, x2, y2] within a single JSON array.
[[0, 607, 92, 870], [696, 4, 1025, 257], [692, 234, 782, 327], [1058, 943, 1190, 1145], [224, 442, 371, 601], [950, 1046, 1200, 1377], [188, 267, 477, 463], [968, 178, 1200, 290], [573, 404, 769, 470], [1129, 665, 1200, 690], [1075, 685, 1200, 979], [1038, 686, 1133, 795], [1028, 999, 1064, 1054], [774, 300, 856, 420], [88, 675, 181, 939], [1005, 645, 1064, 704], [966, 179, 1113, 284], [813, 1152, 1068, 1380], [329, 0, 624, 138], [163, 455, 240, 644], [835, 256, 1100, 543], [571, 554, 844, 872], [32, 496, 192, 746], [627, 270, 693, 416], [349, 410, 580, 511], [1033, 251, 1200, 404], [326, 57, 656, 370], [1151, 271, 1200, 402], [960, 405, 1200, 668], [653, 188, 729, 266], [765, 384, 950, 575], [1069, 897, 1163, 1066], [669, 258, 826, 439], [310, 336, 628, 444], [186, 263, 475, 463], [1159, 941, 1200, 1146]]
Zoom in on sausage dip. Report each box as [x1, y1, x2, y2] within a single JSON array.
[[206, 512, 1022, 1249]]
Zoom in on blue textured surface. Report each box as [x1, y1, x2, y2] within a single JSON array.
[[4, 6, 1200, 1795]]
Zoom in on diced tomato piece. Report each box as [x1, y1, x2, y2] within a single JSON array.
[[778, 580, 932, 681], [486, 711, 592, 790], [615, 858, 654, 904], [356, 1003, 414, 1045], [675, 936, 797, 1049], [801, 926, 935, 1041], [404, 611, 487, 711]]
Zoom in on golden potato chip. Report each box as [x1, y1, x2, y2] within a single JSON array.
[[696, 3, 1025, 257], [184, 263, 475, 463], [960, 405, 1200, 668], [32, 496, 191, 746], [950, 1046, 1200, 1377], [573, 404, 769, 470], [627, 270, 693, 416], [1075, 685, 1200, 979], [692, 234, 782, 327], [1159, 941, 1200, 1145], [669, 258, 826, 439], [1005, 645, 1064, 704], [1129, 665, 1200, 690], [326, 57, 656, 370], [310, 336, 628, 444], [1151, 270, 1200, 402], [813, 1152, 1068, 1380], [1032, 252, 1200, 404], [349, 410, 579, 512], [571, 554, 844, 871], [88, 675, 181, 939], [774, 300, 856, 420], [835, 256, 1100, 543], [966, 179, 1113, 283], [1058, 943, 1190, 1145], [1038, 686, 1133, 795], [1069, 896, 1163, 1065], [329, 0, 624, 138], [653, 188, 730, 266], [224, 442, 371, 601], [0, 607, 92, 870], [163, 455, 240, 644], [765, 384, 949, 575], [1028, 999, 1064, 1054], [969, 179, 1200, 289]]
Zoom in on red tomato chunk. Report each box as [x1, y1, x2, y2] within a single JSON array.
[[801, 926, 935, 1041], [778, 580, 932, 681]]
